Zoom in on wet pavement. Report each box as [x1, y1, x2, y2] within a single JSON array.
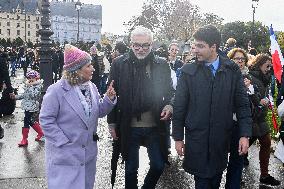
[[0, 70, 284, 189]]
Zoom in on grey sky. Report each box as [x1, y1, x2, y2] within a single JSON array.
[[81, 0, 284, 34]]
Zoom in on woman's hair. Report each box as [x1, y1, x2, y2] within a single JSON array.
[[62, 70, 83, 86], [227, 48, 249, 65], [249, 53, 272, 71], [168, 42, 179, 50]]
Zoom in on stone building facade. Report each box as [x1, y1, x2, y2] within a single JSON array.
[[50, 0, 102, 44], [0, 1, 41, 44]]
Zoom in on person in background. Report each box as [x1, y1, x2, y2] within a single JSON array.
[[40, 44, 116, 189], [224, 37, 237, 55], [168, 42, 184, 90], [9, 47, 18, 77], [172, 25, 251, 189], [0, 83, 17, 117], [247, 54, 281, 186], [12, 70, 44, 147], [225, 48, 258, 189], [182, 43, 196, 64], [0, 46, 14, 139], [90, 45, 104, 94], [111, 41, 128, 60], [51, 47, 60, 83]]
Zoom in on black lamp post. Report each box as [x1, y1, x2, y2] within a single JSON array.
[[75, 0, 82, 43], [38, 0, 54, 93], [251, 0, 259, 46], [22, 9, 27, 42]]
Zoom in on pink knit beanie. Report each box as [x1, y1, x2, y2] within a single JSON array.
[[26, 70, 40, 79], [63, 44, 91, 72]]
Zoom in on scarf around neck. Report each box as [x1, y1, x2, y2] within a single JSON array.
[[127, 50, 154, 120], [75, 81, 93, 117]]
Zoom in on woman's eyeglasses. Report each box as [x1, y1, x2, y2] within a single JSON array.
[[233, 57, 246, 62]]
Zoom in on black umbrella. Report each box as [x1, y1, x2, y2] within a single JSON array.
[[111, 139, 121, 188]]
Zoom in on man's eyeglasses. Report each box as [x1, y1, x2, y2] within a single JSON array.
[[132, 43, 151, 50], [233, 57, 246, 62]]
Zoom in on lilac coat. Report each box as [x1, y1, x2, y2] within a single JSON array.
[[39, 79, 116, 189]]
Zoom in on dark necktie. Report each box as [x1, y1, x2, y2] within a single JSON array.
[[209, 64, 215, 76]]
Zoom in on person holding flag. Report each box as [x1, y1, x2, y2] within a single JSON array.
[[247, 53, 281, 186]]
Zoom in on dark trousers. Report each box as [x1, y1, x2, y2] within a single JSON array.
[[10, 61, 17, 76], [249, 134, 271, 177], [194, 173, 223, 189], [24, 111, 36, 128], [125, 127, 165, 189], [225, 123, 244, 189], [100, 73, 109, 94]]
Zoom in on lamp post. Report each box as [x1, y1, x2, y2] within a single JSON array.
[[251, 0, 259, 46], [75, 0, 82, 43], [38, 0, 54, 93], [22, 9, 27, 42]]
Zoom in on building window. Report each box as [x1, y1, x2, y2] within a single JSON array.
[[28, 31, 30, 36], [17, 15, 20, 20], [17, 30, 20, 35], [36, 17, 39, 21], [36, 24, 39, 29], [57, 32, 59, 38], [36, 32, 39, 37], [7, 22, 10, 26], [7, 29, 10, 36], [17, 23, 20, 28], [28, 24, 30, 28], [27, 16, 30, 20], [0, 29, 2, 34], [7, 15, 9, 18]]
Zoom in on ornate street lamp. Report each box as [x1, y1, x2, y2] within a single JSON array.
[[22, 9, 27, 42], [75, 0, 82, 43], [251, 0, 259, 46], [38, 0, 54, 93]]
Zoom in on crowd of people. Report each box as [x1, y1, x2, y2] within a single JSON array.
[[0, 24, 284, 189]]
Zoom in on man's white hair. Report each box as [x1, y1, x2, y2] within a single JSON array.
[[130, 26, 153, 42]]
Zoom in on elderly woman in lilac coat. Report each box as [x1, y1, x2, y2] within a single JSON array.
[[40, 44, 116, 189]]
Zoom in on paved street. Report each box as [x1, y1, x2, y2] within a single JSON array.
[[0, 70, 284, 189]]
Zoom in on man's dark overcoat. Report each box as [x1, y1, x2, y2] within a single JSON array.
[[172, 55, 252, 178], [107, 52, 174, 161]]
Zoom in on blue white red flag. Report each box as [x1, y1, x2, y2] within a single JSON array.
[[270, 25, 284, 83]]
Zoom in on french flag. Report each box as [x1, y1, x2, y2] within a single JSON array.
[[270, 25, 284, 83]]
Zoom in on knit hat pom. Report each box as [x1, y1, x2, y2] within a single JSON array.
[[63, 44, 91, 72], [90, 45, 97, 55]]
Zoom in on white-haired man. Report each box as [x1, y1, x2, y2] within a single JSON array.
[[108, 26, 174, 189]]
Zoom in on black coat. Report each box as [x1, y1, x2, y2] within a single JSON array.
[[90, 55, 101, 88], [0, 88, 17, 116], [170, 59, 183, 72], [0, 53, 12, 93], [172, 55, 252, 178], [107, 52, 174, 161]]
